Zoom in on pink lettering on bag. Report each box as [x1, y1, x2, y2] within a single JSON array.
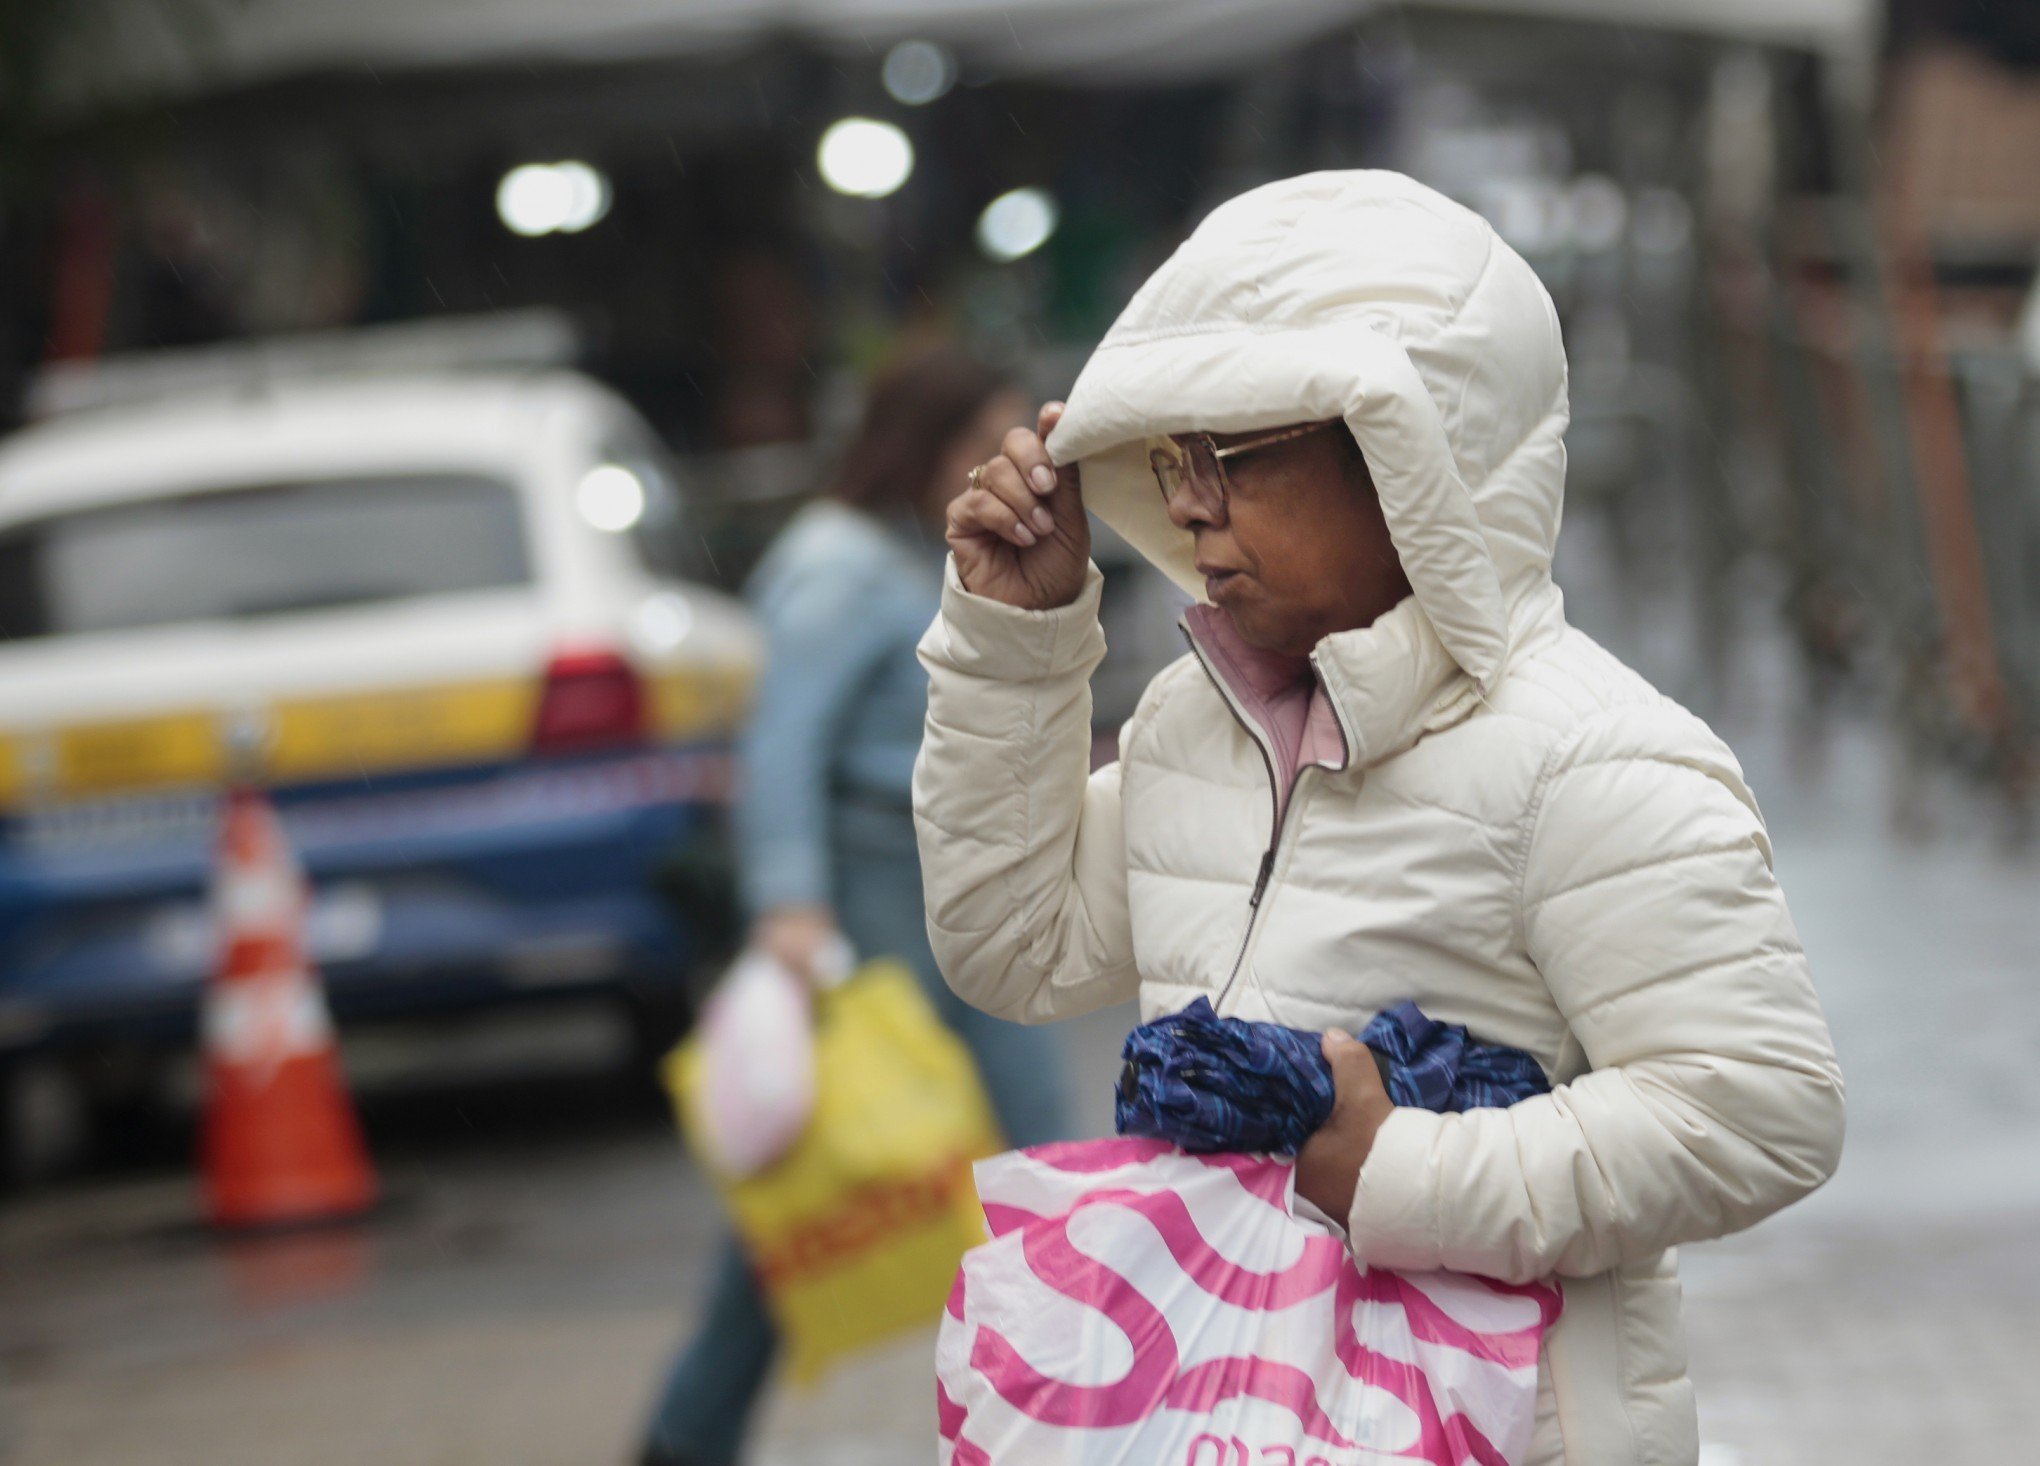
[[941, 1143, 1562, 1465]]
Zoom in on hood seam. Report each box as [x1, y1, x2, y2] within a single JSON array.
[[1116, 226, 1503, 355], [1091, 313, 1414, 351], [1110, 194, 1503, 359]]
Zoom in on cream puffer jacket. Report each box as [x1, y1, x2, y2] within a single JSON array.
[[912, 171, 1845, 1465]]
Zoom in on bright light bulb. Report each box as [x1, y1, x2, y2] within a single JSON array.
[[577, 464, 646, 532], [555, 161, 612, 233], [976, 187, 1059, 263], [497, 161, 612, 236], [883, 40, 955, 106], [817, 118, 914, 199], [498, 164, 573, 237]]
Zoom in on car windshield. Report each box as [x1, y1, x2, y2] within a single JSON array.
[[0, 473, 530, 641]]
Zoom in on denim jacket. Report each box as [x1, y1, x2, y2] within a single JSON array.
[[736, 498, 947, 918]]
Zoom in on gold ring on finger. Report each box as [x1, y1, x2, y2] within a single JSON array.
[[968, 464, 985, 491]]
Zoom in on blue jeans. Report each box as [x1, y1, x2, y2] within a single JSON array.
[[642, 839, 1073, 1465]]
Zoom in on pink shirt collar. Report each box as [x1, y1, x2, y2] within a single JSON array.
[[1183, 605, 1349, 827]]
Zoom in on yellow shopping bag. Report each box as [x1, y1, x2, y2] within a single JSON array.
[[664, 958, 1003, 1383]]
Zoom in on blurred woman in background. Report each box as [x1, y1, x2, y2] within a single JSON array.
[[639, 345, 1073, 1466]]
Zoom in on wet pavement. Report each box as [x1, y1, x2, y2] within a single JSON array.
[[4, 548, 2039, 1465]]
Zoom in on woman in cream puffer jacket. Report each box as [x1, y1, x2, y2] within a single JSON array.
[[911, 171, 1844, 1465]]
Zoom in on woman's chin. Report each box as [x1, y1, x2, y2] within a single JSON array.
[[1218, 604, 1305, 658]]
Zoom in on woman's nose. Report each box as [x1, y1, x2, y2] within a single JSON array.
[[1162, 483, 1221, 531]]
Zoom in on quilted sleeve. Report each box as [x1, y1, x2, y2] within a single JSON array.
[[1346, 706, 1846, 1282], [911, 555, 1140, 1024]]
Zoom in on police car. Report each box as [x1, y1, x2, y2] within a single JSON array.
[[0, 363, 760, 1138]]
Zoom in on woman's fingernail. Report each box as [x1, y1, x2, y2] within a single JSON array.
[[1031, 466, 1056, 493], [1013, 523, 1036, 546], [1031, 506, 1054, 534]]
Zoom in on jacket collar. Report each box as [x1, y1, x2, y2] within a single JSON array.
[[1183, 591, 1479, 775], [1311, 593, 1483, 768]]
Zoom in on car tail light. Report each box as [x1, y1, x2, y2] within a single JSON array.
[[531, 648, 648, 756]]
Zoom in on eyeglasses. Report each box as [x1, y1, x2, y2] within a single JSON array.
[[1149, 420, 1341, 521]]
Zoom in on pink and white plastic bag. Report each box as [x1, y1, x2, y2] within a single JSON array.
[[936, 1138, 1560, 1466], [690, 946, 817, 1178]]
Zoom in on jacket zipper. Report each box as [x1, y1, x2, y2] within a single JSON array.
[[1221, 651, 1358, 1019], [1182, 627, 1336, 1010]]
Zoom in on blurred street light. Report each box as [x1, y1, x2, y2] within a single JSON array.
[[975, 187, 1059, 262], [1564, 175, 1628, 254], [817, 118, 914, 199], [1476, 178, 1562, 256], [883, 40, 957, 106], [1632, 188, 1695, 257], [496, 161, 612, 237], [576, 463, 646, 532], [632, 591, 696, 653], [555, 163, 612, 230]]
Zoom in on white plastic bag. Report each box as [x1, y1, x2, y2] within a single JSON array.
[[937, 1137, 1560, 1465], [691, 939, 843, 1178]]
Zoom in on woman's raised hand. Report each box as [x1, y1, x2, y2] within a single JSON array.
[[948, 401, 1091, 611]]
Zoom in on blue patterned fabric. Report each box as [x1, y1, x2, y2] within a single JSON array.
[[1115, 998, 1335, 1154], [1359, 999, 1551, 1114], [1114, 997, 1549, 1154]]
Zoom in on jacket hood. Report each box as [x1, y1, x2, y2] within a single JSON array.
[[1047, 170, 1571, 693]]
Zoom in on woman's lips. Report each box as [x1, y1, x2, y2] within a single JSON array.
[[1203, 570, 1243, 602]]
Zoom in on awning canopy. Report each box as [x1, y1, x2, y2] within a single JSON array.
[[48, 0, 1879, 115]]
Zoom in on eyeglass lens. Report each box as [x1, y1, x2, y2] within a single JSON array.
[[1152, 436, 1226, 517]]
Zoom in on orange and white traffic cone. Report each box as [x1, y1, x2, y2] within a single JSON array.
[[199, 786, 378, 1229]]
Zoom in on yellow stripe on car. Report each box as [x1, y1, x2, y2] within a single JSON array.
[[647, 663, 755, 744], [0, 664, 755, 806], [57, 713, 226, 797], [267, 680, 538, 784]]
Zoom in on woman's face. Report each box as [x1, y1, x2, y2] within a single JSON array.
[[928, 390, 1032, 523], [1170, 426, 1413, 657]]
